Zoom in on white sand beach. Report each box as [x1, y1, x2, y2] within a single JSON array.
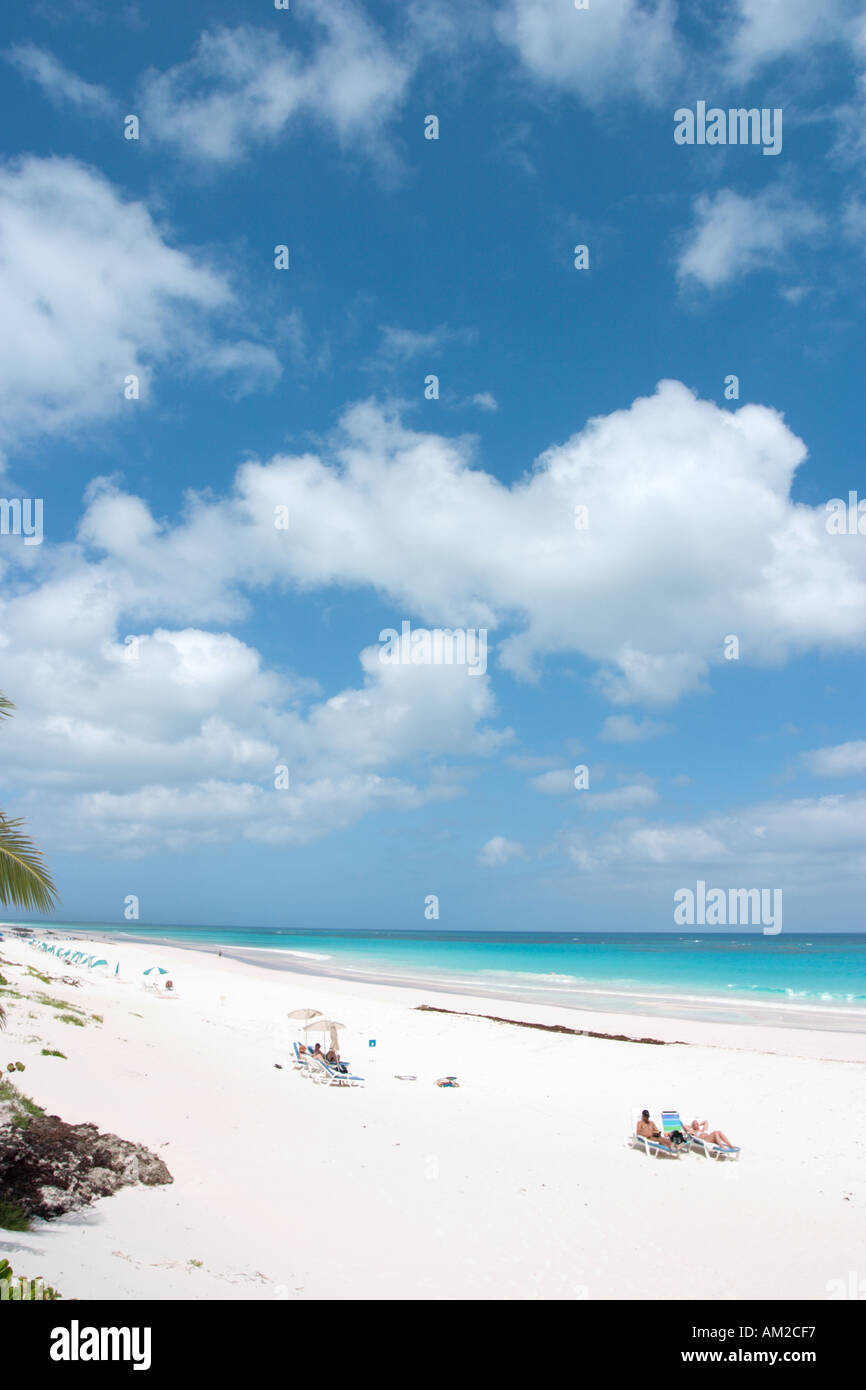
[[1, 931, 864, 1302]]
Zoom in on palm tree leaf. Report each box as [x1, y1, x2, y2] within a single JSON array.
[[0, 816, 57, 912]]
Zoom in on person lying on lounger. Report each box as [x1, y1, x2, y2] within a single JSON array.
[[326, 1049, 348, 1073], [686, 1119, 735, 1148], [636, 1109, 673, 1150]]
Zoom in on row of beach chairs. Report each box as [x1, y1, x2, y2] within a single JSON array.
[[628, 1110, 741, 1161], [292, 1042, 364, 1087]]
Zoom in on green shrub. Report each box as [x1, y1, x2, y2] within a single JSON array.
[[41, 1048, 66, 1058], [14, 1061, 25, 1071], [0, 1199, 31, 1232]]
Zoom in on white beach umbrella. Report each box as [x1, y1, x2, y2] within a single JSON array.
[[287, 1008, 322, 1021], [303, 1018, 346, 1053]]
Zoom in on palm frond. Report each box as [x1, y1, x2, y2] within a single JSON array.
[[0, 817, 58, 913], [0, 692, 14, 719]]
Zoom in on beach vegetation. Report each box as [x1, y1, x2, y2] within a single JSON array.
[[26, 966, 53, 984], [0, 693, 57, 917], [41, 1048, 66, 1058], [0, 1076, 45, 1123], [0, 1199, 32, 1232], [58, 1013, 85, 1027], [32, 991, 85, 1014], [0, 1257, 61, 1299]]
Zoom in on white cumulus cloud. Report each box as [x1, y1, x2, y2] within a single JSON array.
[[0, 156, 281, 445], [676, 188, 826, 292]]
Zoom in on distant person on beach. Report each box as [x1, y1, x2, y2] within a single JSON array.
[[687, 1119, 734, 1148], [636, 1109, 673, 1150], [326, 1048, 348, 1073]]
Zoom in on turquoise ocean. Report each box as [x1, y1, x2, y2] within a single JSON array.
[[9, 923, 866, 1032]]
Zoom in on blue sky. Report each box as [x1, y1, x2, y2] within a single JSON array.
[[0, 0, 864, 932]]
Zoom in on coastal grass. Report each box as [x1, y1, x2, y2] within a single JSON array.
[[31, 991, 85, 1014], [41, 1048, 66, 1058], [58, 1013, 85, 1027], [25, 966, 53, 985], [0, 1076, 44, 1128]]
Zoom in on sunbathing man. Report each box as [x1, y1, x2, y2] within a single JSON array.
[[687, 1119, 735, 1148], [636, 1109, 673, 1150]]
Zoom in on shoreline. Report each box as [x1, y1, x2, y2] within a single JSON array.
[[8, 921, 866, 1043], [7, 923, 866, 1061]]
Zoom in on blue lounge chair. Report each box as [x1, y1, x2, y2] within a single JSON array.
[[312, 1057, 364, 1088]]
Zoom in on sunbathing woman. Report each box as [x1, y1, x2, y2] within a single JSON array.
[[687, 1118, 734, 1147]]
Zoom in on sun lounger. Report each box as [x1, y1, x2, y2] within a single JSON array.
[[688, 1129, 741, 1161], [626, 1111, 683, 1159], [312, 1057, 364, 1087], [293, 1044, 324, 1078]]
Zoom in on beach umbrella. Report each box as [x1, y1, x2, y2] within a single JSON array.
[[143, 966, 168, 975], [287, 1008, 322, 1021], [303, 1018, 346, 1053]]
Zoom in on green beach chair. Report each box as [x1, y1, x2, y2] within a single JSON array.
[[661, 1110, 691, 1151]]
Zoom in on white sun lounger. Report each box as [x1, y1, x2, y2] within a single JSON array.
[[626, 1112, 683, 1159], [688, 1131, 741, 1161], [292, 1043, 319, 1076], [312, 1057, 364, 1087]]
